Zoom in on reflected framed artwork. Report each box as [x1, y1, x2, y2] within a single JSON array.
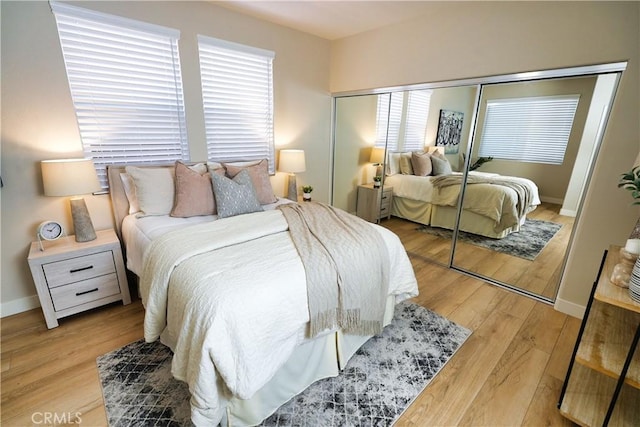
[[436, 110, 464, 154]]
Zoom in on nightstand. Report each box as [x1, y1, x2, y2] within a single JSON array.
[[356, 183, 393, 223], [27, 229, 131, 329]]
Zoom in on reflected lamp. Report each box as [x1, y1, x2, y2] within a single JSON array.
[[370, 147, 385, 177]]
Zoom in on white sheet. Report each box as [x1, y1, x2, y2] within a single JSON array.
[[136, 208, 418, 426]]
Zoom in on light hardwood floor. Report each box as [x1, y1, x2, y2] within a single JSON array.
[[393, 202, 575, 300], [1, 224, 582, 426]]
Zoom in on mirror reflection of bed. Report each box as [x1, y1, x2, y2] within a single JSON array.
[[332, 65, 623, 303]]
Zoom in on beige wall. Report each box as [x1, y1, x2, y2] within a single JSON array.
[[333, 95, 378, 213], [331, 1, 640, 315], [472, 76, 597, 202], [0, 1, 331, 314]]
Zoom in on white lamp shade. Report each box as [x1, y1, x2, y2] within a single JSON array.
[[370, 147, 385, 164], [279, 149, 306, 173], [41, 158, 101, 196]]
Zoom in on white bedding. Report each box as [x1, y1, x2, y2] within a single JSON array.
[[122, 198, 292, 275], [133, 208, 419, 426]]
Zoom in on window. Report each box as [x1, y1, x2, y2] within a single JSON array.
[[198, 36, 275, 173], [402, 90, 432, 151], [375, 93, 403, 151], [51, 2, 189, 188], [478, 95, 580, 164], [375, 90, 432, 152]]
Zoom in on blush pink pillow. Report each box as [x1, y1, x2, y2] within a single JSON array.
[[223, 159, 277, 204], [171, 161, 216, 217]]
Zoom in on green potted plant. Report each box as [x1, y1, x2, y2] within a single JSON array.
[[302, 185, 313, 201], [373, 175, 382, 188]]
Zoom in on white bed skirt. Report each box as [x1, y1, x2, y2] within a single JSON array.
[[221, 296, 397, 427]]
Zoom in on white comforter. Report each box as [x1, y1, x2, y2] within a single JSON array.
[[139, 209, 418, 426]]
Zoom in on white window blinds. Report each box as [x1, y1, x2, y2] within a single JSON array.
[[198, 35, 275, 173], [375, 92, 403, 151], [402, 90, 432, 151], [51, 2, 189, 188], [479, 95, 580, 164]]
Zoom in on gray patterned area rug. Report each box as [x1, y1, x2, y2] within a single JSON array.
[[97, 301, 471, 427], [416, 218, 562, 260]]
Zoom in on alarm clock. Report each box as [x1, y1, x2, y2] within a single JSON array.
[[37, 220, 64, 250]]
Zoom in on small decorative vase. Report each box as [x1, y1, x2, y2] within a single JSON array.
[[373, 181, 381, 188], [610, 248, 638, 288], [303, 192, 312, 201]]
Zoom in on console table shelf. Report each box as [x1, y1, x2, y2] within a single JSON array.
[[558, 246, 640, 426]]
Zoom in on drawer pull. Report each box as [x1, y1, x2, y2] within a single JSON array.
[[70, 265, 94, 274], [75, 288, 99, 296]]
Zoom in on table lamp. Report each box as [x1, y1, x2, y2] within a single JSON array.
[[279, 149, 306, 201], [41, 158, 101, 242], [370, 147, 385, 177]]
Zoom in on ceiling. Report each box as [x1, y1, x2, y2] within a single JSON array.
[[214, 1, 436, 40]]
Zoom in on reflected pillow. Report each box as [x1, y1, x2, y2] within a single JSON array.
[[431, 155, 453, 175], [211, 169, 263, 218], [171, 161, 215, 218], [399, 152, 414, 175], [386, 152, 402, 176], [411, 152, 432, 176]]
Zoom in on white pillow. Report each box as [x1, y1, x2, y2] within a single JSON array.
[[119, 173, 140, 214], [386, 152, 402, 176], [125, 166, 175, 217]]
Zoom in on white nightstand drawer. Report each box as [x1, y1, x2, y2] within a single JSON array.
[[43, 251, 115, 288], [50, 273, 120, 312]]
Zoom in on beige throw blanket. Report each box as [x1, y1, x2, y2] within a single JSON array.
[[431, 174, 534, 229], [278, 202, 390, 337]]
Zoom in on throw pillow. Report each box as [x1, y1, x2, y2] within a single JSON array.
[[399, 152, 414, 175], [211, 169, 263, 218], [386, 152, 401, 176], [431, 155, 453, 175], [411, 152, 433, 176], [171, 161, 216, 218], [125, 166, 175, 217], [119, 173, 140, 214], [223, 159, 277, 204]]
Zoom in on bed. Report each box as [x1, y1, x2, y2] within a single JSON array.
[[383, 151, 540, 239], [107, 161, 419, 426]]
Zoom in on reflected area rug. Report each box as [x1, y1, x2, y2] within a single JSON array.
[[97, 301, 470, 427], [416, 218, 562, 261]]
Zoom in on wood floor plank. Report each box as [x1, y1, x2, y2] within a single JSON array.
[[397, 308, 526, 426], [522, 374, 575, 427]]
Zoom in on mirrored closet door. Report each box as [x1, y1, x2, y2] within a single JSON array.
[[332, 62, 626, 303]]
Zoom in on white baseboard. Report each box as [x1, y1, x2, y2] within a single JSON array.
[[554, 297, 585, 319], [539, 195, 564, 205], [559, 208, 577, 217], [1, 295, 40, 318]]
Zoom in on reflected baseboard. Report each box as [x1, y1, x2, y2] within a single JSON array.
[[554, 296, 585, 319]]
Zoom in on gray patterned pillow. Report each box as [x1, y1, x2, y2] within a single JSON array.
[[211, 169, 263, 218]]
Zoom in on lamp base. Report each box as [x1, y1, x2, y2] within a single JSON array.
[[70, 197, 97, 242], [287, 173, 298, 201]]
